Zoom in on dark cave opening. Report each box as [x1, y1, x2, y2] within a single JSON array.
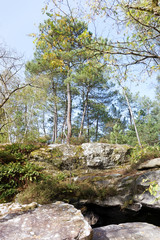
[[79, 203, 160, 228]]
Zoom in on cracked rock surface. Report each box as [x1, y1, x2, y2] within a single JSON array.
[[0, 201, 92, 240]]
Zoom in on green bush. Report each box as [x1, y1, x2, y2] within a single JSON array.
[[130, 145, 160, 164], [0, 161, 43, 203], [4, 143, 39, 159], [0, 143, 44, 203], [69, 136, 87, 145], [36, 136, 51, 144], [0, 151, 17, 164], [16, 173, 112, 205]]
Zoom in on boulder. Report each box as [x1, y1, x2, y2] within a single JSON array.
[[93, 222, 160, 240], [0, 202, 38, 218], [30, 143, 131, 170], [30, 144, 84, 170], [138, 158, 160, 170], [0, 201, 92, 240], [134, 170, 160, 208], [91, 168, 160, 210], [29, 145, 160, 213], [81, 143, 130, 169]]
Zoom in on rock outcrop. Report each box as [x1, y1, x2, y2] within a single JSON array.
[[1, 143, 160, 239], [29, 144, 160, 211], [0, 202, 38, 219], [138, 158, 160, 170], [81, 143, 130, 169], [0, 201, 92, 240], [30, 143, 131, 170], [28, 143, 160, 230], [93, 222, 160, 240], [134, 169, 160, 208]]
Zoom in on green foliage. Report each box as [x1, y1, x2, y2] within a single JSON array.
[[4, 143, 39, 158], [69, 136, 87, 145], [109, 123, 127, 144], [0, 151, 17, 164], [36, 136, 51, 144], [0, 143, 44, 203], [142, 178, 160, 197], [49, 148, 63, 167], [0, 161, 43, 203], [16, 172, 115, 204], [130, 145, 160, 164]]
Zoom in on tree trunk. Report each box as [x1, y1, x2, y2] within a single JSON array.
[[87, 105, 90, 142], [79, 89, 89, 138], [42, 111, 47, 137], [61, 98, 67, 143], [51, 80, 58, 143], [123, 89, 142, 148], [128, 109, 133, 126], [67, 82, 72, 144], [95, 116, 99, 141], [24, 100, 35, 141], [52, 103, 58, 143]]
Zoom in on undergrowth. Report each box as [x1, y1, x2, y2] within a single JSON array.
[[0, 143, 44, 203], [130, 145, 160, 164], [16, 172, 116, 205]]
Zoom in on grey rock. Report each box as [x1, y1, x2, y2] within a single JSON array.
[[30, 144, 84, 170], [138, 158, 160, 170], [126, 202, 142, 212], [0, 202, 38, 219], [93, 222, 160, 240], [93, 197, 125, 207], [134, 170, 160, 208], [84, 211, 99, 226], [30, 143, 131, 170], [0, 201, 92, 240], [81, 143, 130, 169]]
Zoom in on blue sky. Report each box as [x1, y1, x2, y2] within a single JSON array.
[[0, 0, 157, 99], [0, 0, 46, 60]]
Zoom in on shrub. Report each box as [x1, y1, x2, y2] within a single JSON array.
[[0, 161, 44, 203], [0, 151, 17, 164], [4, 143, 39, 159], [0, 143, 44, 203], [69, 136, 87, 145], [36, 136, 51, 144], [130, 145, 160, 164], [17, 173, 114, 205]]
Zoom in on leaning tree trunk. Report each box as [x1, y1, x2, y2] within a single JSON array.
[[67, 82, 72, 144], [123, 88, 142, 148]]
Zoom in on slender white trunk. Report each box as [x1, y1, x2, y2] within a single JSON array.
[[122, 87, 142, 148], [79, 90, 89, 138], [67, 82, 72, 143]]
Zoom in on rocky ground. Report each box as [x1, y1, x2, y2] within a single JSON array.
[[1, 143, 160, 239], [29, 143, 160, 210]]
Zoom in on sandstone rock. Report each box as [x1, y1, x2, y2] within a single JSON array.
[[30, 144, 84, 170], [134, 170, 160, 208], [93, 222, 160, 240], [0, 202, 38, 219], [138, 158, 160, 170], [30, 143, 131, 171], [0, 201, 92, 240], [81, 143, 130, 169]]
